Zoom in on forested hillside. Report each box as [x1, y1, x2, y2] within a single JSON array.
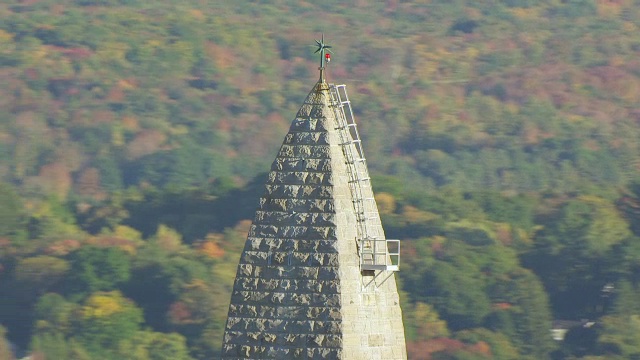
[[1, 0, 640, 359]]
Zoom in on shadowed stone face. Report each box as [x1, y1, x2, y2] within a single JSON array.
[[221, 81, 407, 359]]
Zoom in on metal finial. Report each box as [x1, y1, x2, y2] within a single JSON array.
[[314, 34, 332, 82]]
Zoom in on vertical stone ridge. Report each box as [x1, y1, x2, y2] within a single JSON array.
[[221, 80, 407, 359]]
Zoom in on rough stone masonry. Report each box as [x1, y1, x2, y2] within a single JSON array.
[[220, 78, 407, 359]]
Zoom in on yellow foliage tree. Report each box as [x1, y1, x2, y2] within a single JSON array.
[[201, 241, 225, 259], [82, 293, 123, 318], [154, 224, 183, 252], [375, 192, 396, 214], [412, 302, 450, 340], [75, 291, 143, 356]]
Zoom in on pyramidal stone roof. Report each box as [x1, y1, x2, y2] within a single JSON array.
[[221, 78, 407, 359]]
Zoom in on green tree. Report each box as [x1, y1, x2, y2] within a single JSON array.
[[405, 301, 450, 341], [68, 339, 92, 360], [524, 196, 632, 318], [427, 261, 492, 329], [119, 330, 193, 360], [13, 256, 70, 297], [0, 182, 27, 243], [31, 332, 71, 360], [125, 255, 175, 331], [583, 280, 640, 359], [618, 181, 640, 237], [66, 246, 131, 298], [455, 328, 519, 360], [597, 314, 640, 358], [28, 195, 84, 243], [96, 153, 124, 192], [73, 291, 143, 359], [33, 293, 78, 336], [504, 269, 555, 358]]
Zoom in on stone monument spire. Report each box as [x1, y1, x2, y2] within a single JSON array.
[[220, 37, 407, 360]]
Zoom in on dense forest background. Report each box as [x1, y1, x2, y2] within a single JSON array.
[[2, 0, 640, 359]]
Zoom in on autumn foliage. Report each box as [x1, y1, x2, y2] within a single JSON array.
[[2, 0, 640, 359]]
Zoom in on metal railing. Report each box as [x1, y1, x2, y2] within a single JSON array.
[[329, 84, 399, 272], [360, 238, 400, 271]]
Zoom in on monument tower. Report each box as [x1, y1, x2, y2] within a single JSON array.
[[221, 36, 407, 360]]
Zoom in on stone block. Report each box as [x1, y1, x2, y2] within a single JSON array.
[[282, 132, 330, 146], [317, 266, 339, 280], [257, 278, 280, 291], [290, 117, 319, 131], [266, 318, 287, 332], [220, 343, 238, 356], [276, 306, 305, 319], [368, 334, 384, 347], [260, 238, 287, 251], [243, 290, 271, 304], [240, 251, 269, 265], [311, 293, 341, 307], [307, 347, 342, 360], [225, 317, 266, 332], [306, 306, 342, 321], [265, 346, 300, 359], [289, 293, 312, 306], [308, 105, 328, 119], [313, 240, 340, 253], [289, 252, 311, 266], [276, 278, 295, 291], [305, 172, 329, 185], [264, 185, 333, 199], [293, 266, 320, 279], [259, 198, 334, 214], [250, 224, 278, 237], [237, 264, 253, 277], [235, 278, 260, 291], [256, 305, 276, 318], [278, 333, 305, 347], [277, 144, 331, 159]]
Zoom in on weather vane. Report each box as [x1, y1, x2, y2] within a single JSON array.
[[314, 34, 332, 82], [315, 34, 332, 68]]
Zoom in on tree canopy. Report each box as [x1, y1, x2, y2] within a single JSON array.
[[1, 0, 640, 359]]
